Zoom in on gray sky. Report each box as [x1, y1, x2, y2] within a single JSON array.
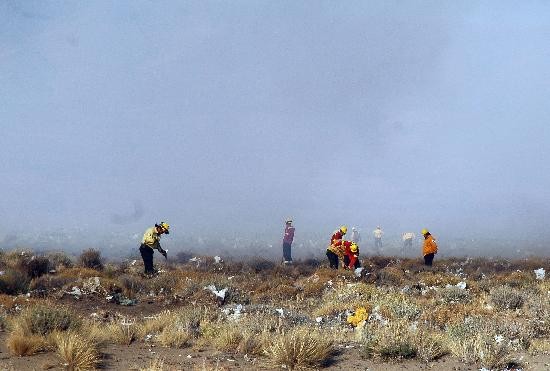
[[1, 1, 549, 249]]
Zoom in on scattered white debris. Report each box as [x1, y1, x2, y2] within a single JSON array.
[[66, 287, 82, 297], [456, 281, 467, 290], [327, 280, 333, 287], [187, 355, 192, 359], [204, 285, 227, 300], [228, 276, 235, 280], [494, 334, 504, 344], [189, 257, 201, 267], [275, 308, 285, 318], [354, 267, 364, 277], [226, 358, 236, 362], [105, 295, 113, 301], [534, 268, 545, 280], [130, 260, 137, 266], [316, 317, 323, 323], [145, 334, 153, 342], [214, 256, 222, 264]]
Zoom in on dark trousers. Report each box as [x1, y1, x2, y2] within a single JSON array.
[[139, 244, 155, 273], [282, 242, 292, 261], [326, 250, 339, 269], [424, 253, 435, 266]]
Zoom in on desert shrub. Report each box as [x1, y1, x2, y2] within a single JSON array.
[[361, 320, 420, 361], [439, 287, 472, 304], [0, 268, 30, 294], [376, 267, 404, 286], [445, 331, 517, 368], [248, 258, 276, 272], [18, 255, 51, 279], [30, 275, 73, 295], [157, 325, 192, 348], [105, 319, 138, 345], [118, 274, 146, 298], [54, 332, 99, 370], [266, 327, 333, 369], [146, 273, 180, 295], [417, 332, 448, 362], [490, 286, 526, 310], [14, 305, 81, 336], [78, 249, 103, 270], [6, 331, 46, 356], [500, 271, 536, 288], [380, 294, 421, 321], [47, 252, 74, 269]]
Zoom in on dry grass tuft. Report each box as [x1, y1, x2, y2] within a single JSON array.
[[6, 331, 46, 356], [265, 327, 333, 369], [54, 331, 99, 370]]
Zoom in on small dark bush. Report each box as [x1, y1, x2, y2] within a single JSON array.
[[248, 258, 276, 272], [0, 269, 30, 295], [78, 249, 103, 270], [29, 275, 74, 296], [19, 256, 51, 279]]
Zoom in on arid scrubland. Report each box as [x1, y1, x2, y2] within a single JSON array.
[[0, 249, 547, 370]]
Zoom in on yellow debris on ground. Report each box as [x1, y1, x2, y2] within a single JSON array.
[[347, 307, 369, 327]]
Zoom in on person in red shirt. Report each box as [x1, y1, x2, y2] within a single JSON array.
[[282, 218, 295, 264], [331, 226, 348, 244]]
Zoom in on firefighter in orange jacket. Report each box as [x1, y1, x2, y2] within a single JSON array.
[[326, 226, 348, 269], [421, 228, 438, 266]]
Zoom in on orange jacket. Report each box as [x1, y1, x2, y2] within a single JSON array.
[[422, 235, 438, 256], [327, 239, 350, 259]]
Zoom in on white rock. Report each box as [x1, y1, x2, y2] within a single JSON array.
[[214, 256, 222, 264], [456, 281, 467, 290], [204, 284, 227, 299], [354, 267, 364, 277], [316, 317, 323, 323], [275, 308, 285, 318], [534, 268, 545, 280]]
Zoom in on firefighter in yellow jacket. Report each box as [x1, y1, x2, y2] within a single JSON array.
[[140, 222, 170, 275], [421, 228, 438, 266]]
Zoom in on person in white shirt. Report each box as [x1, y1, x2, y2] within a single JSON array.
[[351, 227, 361, 244], [373, 226, 383, 253], [402, 232, 415, 251]]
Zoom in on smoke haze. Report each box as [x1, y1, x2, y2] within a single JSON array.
[[1, 1, 549, 257]]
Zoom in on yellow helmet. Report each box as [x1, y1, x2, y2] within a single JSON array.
[[160, 222, 170, 234], [350, 243, 358, 253], [421, 228, 429, 235], [340, 226, 348, 234]]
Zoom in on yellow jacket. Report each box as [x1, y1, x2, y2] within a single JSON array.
[[142, 227, 162, 250], [422, 235, 438, 256]]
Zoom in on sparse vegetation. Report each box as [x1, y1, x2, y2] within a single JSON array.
[[0, 249, 547, 370], [78, 249, 104, 270]]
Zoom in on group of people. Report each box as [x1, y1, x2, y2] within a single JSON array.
[[281, 220, 439, 269], [136, 220, 438, 276]]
